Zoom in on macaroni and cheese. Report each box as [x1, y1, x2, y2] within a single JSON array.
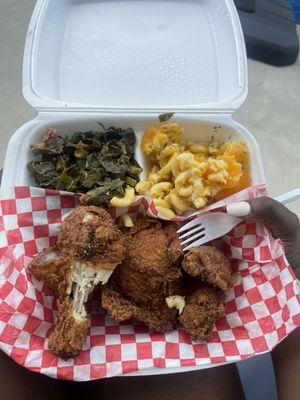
[[137, 122, 251, 215]]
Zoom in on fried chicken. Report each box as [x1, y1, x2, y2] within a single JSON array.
[[102, 226, 232, 340], [179, 246, 232, 339], [57, 206, 127, 270], [182, 246, 232, 293], [179, 286, 226, 340], [102, 286, 177, 332], [30, 211, 233, 357], [102, 218, 183, 332], [29, 206, 126, 359], [48, 299, 88, 359], [163, 222, 184, 265], [29, 247, 71, 296]]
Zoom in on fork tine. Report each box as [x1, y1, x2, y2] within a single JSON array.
[[183, 234, 207, 251], [177, 217, 202, 234], [179, 224, 204, 240], [180, 228, 205, 246]]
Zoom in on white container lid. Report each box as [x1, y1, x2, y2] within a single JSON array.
[[23, 0, 247, 114]]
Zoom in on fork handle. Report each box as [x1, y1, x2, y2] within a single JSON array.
[[275, 187, 300, 205]]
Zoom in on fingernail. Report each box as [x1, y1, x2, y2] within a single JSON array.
[[226, 202, 251, 217]]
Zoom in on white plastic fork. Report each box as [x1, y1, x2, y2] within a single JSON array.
[[177, 187, 300, 251]]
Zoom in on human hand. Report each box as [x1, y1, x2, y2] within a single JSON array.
[[227, 197, 300, 278]]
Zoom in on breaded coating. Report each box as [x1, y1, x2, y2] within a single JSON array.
[[102, 286, 177, 332], [102, 286, 137, 322], [113, 219, 182, 308], [29, 247, 72, 295], [179, 286, 226, 340], [163, 223, 183, 265], [57, 206, 127, 270], [102, 218, 182, 331], [182, 246, 232, 293], [48, 299, 88, 360], [29, 206, 127, 359]]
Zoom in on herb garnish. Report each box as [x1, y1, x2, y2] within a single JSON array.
[[158, 112, 175, 122]]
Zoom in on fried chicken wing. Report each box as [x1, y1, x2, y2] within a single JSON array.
[[177, 246, 232, 339], [102, 286, 177, 332], [29, 206, 126, 359], [182, 246, 232, 293], [179, 286, 226, 340]]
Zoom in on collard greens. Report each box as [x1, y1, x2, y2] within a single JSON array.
[[28, 127, 143, 205]]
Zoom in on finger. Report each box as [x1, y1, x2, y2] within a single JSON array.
[[226, 202, 251, 217], [227, 198, 300, 271], [227, 197, 299, 240], [249, 197, 300, 272], [249, 197, 299, 239], [282, 231, 300, 272]]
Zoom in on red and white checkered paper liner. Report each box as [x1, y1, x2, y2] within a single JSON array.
[[0, 185, 300, 381]]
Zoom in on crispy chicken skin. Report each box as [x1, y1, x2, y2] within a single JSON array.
[[102, 286, 177, 332], [29, 207, 126, 359], [114, 219, 183, 307], [102, 219, 183, 331], [29, 247, 72, 295], [48, 299, 88, 359], [163, 222, 184, 265], [182, 246, 232, 293], [179, 246, 231, 339], [57, 206, 127, 269], [179, 286, 226, 340]]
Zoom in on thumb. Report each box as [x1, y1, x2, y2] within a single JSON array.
[[227, 197, 300, 274], [227, 197, 299, 239]]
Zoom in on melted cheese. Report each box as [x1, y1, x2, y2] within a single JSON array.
[[71, 262, 113, 321]]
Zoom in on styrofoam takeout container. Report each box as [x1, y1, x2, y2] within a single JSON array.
[[1, 0, 266, 375]]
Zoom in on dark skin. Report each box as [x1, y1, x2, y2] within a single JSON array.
[[247, 197, 300, 278], [0, 197, 299, 400]]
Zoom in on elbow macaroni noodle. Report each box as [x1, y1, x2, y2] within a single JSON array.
[[137, 122, 251, 216], [121, 213, 134, 228], [110, 186, 135, 208]]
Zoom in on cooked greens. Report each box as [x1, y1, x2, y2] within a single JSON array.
[[28, 127, 142, 205]]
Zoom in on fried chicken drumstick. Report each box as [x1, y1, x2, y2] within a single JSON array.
[[29, 207, 126, 359]]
